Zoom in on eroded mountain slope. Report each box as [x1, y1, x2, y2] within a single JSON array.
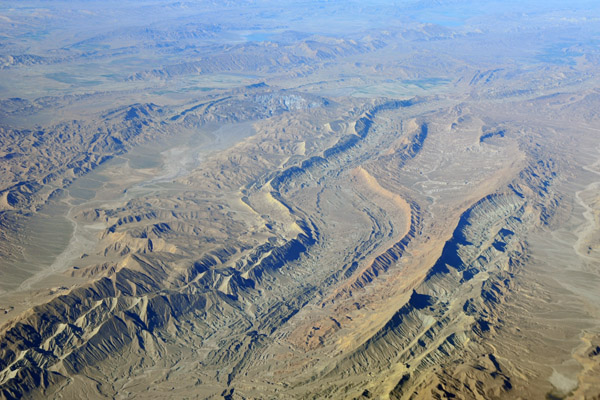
[[1, 1, 600, 398], [1, 86, 598, 399]]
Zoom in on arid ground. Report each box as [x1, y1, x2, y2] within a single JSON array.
[[1, 1, 600, 399]]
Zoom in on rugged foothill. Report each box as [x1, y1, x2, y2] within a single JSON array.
[[1, 1, 600, 399]]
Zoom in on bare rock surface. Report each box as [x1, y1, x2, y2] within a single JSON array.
[[1, 1, 600, 399]]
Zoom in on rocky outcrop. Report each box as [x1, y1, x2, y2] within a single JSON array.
[[126, 36, 386, 81], [0, 104, 166, 212], [345, 202, 421, 293], [270, 100, 419, 193]]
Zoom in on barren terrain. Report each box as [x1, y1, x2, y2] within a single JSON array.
[[1, 1, 600, 399]]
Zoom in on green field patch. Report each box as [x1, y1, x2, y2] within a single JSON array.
[[402, 77, 451, 89], [45, 72, 103, 86]]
